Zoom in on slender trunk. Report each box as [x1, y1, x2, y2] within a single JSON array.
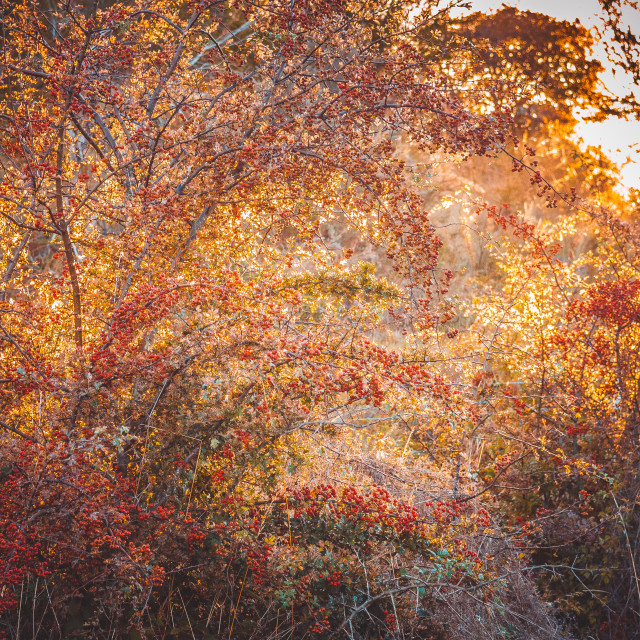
[[56, 131, 83, 352], [1, 231, 30, 301]]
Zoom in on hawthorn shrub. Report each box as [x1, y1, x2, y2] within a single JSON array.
[[0, 0, 614, 638]]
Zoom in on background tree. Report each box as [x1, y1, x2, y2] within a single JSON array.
[[428, 7, 632, 132], [597, 0, 640, 87]]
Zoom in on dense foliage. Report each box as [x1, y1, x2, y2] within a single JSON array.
[[0, 1, 638, 639]]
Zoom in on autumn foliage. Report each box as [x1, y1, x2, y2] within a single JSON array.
[[0, 0, 638, 639]]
